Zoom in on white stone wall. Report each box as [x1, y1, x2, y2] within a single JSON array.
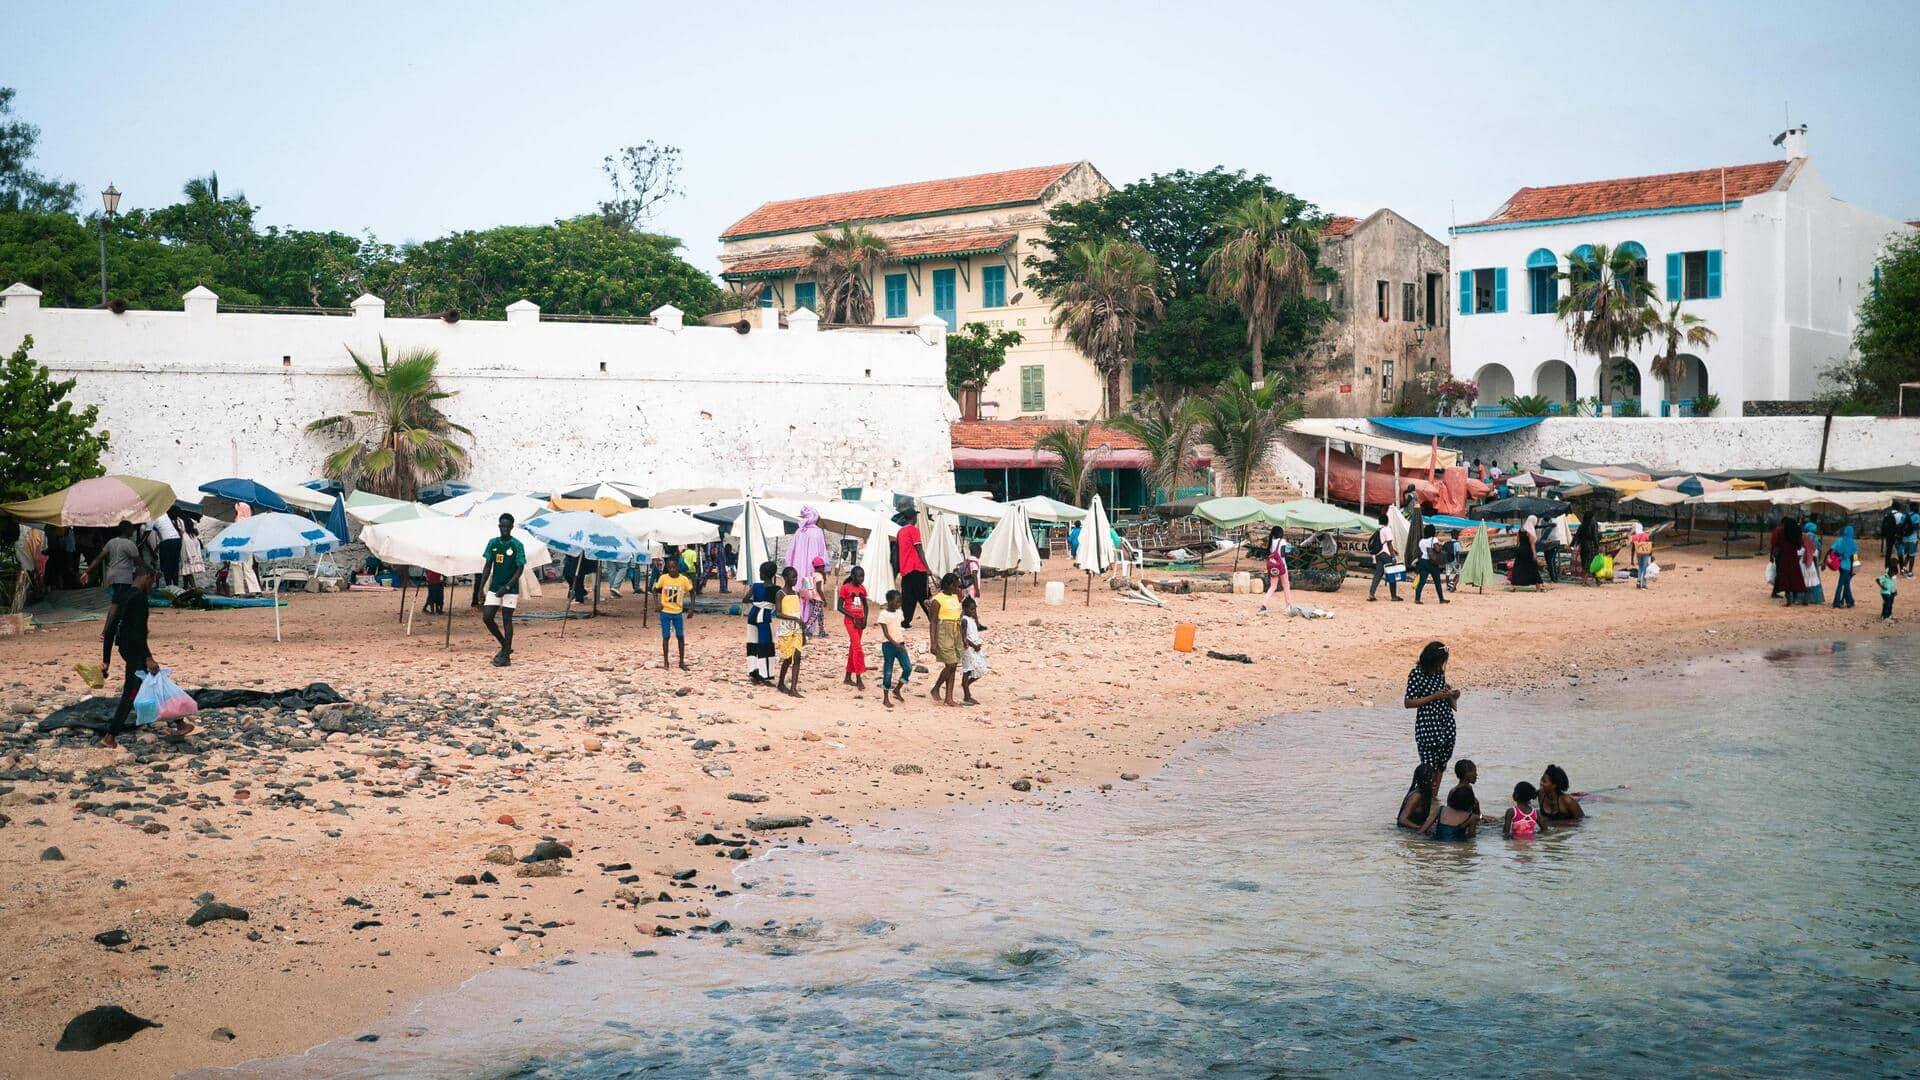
[[0, 288, 957, 499]]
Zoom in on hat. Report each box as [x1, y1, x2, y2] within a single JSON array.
[[812, 557, 826, 568], [892, 510, 916, 525]]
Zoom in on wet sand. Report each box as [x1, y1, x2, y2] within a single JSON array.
[[1, 548, 1911, 1078]]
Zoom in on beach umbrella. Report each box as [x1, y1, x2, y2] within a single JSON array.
[[361, 515, 553, 644], [980, 503, 1043, 609], [325, 494, 350, 543], [549, 495, 633, 518], [2, 475, 176, 527], [523, 510, 650, 629], [1011, 495, 1088, 523], [653, 486, 741, 508], [610, 507, 721, 550], [1458, 522, 1495, 593], [1076, 494, 1115, 605], [731, 497, 779, 585], [1193, 496, 1271, 529], [1658, 474, 1730, 497], [196, 479, 292, 517], [266, 481, 340, 513], [1472, 495, 1571, 520], [434, 490, 548, 522], [207, 512, 342, 642], [857, 521, 895, 598], [1265, 498, 1374, 533], [923, 510, 965, 579], [344, 490, 445, 527], [557, 481, 647, 506]]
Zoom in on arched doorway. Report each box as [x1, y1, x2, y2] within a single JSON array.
[[1670, 354, 1708, 400], [1604, 357, 1641, 403], [1533, 360, 1576, 405], [1474, 363, 1515, 409]]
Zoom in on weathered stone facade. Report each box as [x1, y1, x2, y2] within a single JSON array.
[[1302, 210, 1452, 418]]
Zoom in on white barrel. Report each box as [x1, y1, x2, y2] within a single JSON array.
[[1044, 580, 1066, 605]]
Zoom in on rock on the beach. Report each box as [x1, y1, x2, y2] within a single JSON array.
[[726, 792, 768, 803], [1120, 772, 1140, 781], [93, 929, 131, 948], [523, 840, 571, 863], [185, 902, 250, 927], [40, 846, 64, 861], [496, 814, 515, 826], [210, 1027, 237, 1042], [515, 860, 562, 878], [55, 1006, 159, 1052], [890, 764, 923, 776], [483, 845, 516, 865], [746, 814, 812, 831], [1011, 779, 1033, 792]]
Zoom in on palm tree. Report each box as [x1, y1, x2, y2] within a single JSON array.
[[1051, 239, 1165, 417], [1555, 243, 1656, 405], [1109, 392, 1201, 504], [306, 337, 471, 500], [1203, 194, 1314, 384], [804, 225, 890, 324], [1195, 370, 1302, 497], [1032, 422, 1098, 506], [1644, 300, 1718, 409]]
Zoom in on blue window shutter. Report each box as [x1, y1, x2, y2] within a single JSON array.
[[1665, 253, 1682, 299], [1458, 270, 1472, 315], [884, 273, 907, 319], [1705, 249, 1723, 298], [982, 265, 1005, 308], [793, 282, 816, 311], [932, 269, 957, 330], [1493, 267, 1508, 313]]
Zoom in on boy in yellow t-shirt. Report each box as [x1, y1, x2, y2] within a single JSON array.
[[657, 562, 694, 671]]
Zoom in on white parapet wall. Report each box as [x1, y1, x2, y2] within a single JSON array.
[[0, 285, 957, 498]]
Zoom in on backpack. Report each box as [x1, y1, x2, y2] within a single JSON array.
[[1367, 530, 1384, 556]]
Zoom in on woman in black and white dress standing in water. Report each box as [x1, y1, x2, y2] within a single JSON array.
[[1404, 640, 1460, 774]]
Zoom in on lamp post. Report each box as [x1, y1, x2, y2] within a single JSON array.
[[98, 184, 121, 305], [1410, 324, 1432, 414]]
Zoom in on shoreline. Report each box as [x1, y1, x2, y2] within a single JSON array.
[[2, 549, 1914, 1078]]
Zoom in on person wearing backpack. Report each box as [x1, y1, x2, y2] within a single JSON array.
[[1367, 513, 1402, 602]]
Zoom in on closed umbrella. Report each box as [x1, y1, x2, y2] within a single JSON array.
[[1076, 494, 1115, 605], [732, 497, 780, 585], [857, 521, 895, 598], [362, 516, 553, 644], [980, 503, 1042, 609], [326, 494, 350, 543], [1458, 522, 1496, 592], [207, 512, 342, 641], [2, 475, 176, 526], [923, 510, 964, 579]]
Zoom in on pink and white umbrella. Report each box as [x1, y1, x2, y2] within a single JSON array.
[[0, 475, 177, 527]]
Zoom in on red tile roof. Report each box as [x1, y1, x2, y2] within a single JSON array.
[[1464, 160, 1794, 227], [1321, 215, 1360, 237], [950, 420, 1146, 452], [721, 163, 1081, 239], [719, 233, 1017, 280]]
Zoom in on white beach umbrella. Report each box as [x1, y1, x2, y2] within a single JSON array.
[[556, 481, 646, 506], [1075, 495, 1114, 605], [611, 507, 722, 549], [206, 512, 343, 642], [732, 497, 780, 585], [923, 510, 965, 579], [857, 525, 895, 598], [980, 503, 1042, 609], [362, 515, 553, 644]]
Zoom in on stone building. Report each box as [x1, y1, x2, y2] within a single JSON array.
[[1301, 209, 1453, 418], [716, 162, 1114, 420]]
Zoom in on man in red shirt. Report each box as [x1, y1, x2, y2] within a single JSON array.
[[894, 510, 931, 628]]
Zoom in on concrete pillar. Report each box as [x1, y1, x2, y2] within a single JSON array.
[[787, 306, 819, 334], [1573, 358, 1600, 409], [913, 313, 948, 348], [505, 299, 539, 327], [2, 282, 42, 313], [650, 303, 684, 331], [351, 293, 386, 323], [183, 284, 219, 319]]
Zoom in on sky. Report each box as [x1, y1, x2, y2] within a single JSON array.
[[7, 1, 1918, 276]]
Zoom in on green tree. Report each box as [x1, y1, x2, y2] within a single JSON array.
[[1195, 370, 1301, 497], [1821, 231, 1920, 415], [1109, 392, 1201, 502], [0, 209, 252, 309], [1027, 167, 1330, 392], [1051, 239, 1165, 416], [945, 321, 1025, 397], [0, 335, 109, 502], [305, 338, 471, 500], [0, 87, 79, 214], [1644, 300, 1717, 406], [1204, 193, 1315, 384], [1556, 243, 1655, 404], [804, 225, 890, 323], [1032, 422, 1097, 506]]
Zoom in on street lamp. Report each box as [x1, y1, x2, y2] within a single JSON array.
[[98, 184, 121, 305]]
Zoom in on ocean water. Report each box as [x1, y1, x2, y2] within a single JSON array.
[[209, 636, 1920, 1079]]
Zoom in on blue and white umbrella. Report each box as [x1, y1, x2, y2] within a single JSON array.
[[208, 512, 342, 641], [522, 511, 647, 563]]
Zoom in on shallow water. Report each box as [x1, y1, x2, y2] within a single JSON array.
[[208, 637, 1920, 1079]]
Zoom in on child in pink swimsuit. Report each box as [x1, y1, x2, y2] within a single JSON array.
[[1504, 781, 1543, 840]]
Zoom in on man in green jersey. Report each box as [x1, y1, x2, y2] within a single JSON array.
[[480, 513, 526, 666]]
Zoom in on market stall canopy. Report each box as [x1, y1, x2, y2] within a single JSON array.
[[1471, 496, 1571, 519], [1657, 474, 1731, 496], [1621, 489, 1694, 507], [1768, 488, 1898, 514], [1011, 495, 1088, 523], [919, 492, 1007, 523], [1193, 496, 1272, 529], [1695, 488, 1773, 506], [3, 475, 176, 527], [1368, 416, 1547, 437], [1265, 498, 1376, 532], [1287, 418, 1459, 469]]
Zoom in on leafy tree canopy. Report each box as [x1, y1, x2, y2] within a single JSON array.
[[1822, 232, 1920, 415], [945, 321, 1024, 396], [1025, 167, 1332, 393], [0, 88, 79, 215], [0, 335, 109, 502]]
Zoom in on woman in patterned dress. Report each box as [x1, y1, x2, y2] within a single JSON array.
[[1404, 640, 1460, 773]]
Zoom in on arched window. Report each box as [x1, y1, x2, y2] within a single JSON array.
[[1617, 241, 1649, 298], [1527, 248, 1558, 314], [1570, 244, 1599, 289]]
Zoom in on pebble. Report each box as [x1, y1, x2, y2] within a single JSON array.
[[726, 792, 768, 803], [1011, 779, 1033, 792], [483, 845, 517, 865], [186, 902, 250, 927], [523, 840, 572, 863], [40, 846, 64, 861], [93, 929, 131, 948], [746, 814, 812, 831]]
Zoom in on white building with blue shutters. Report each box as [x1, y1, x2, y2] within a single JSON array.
[[1448, 127, 1913, 416]]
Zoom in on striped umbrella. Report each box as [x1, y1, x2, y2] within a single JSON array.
[[207, 512, 342, 642], [1, 475, 176, 526]]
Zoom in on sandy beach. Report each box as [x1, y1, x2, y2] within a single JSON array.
[[2, 548, 1912, 1079]]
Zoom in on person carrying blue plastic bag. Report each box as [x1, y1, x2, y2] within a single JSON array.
[[98, 566, 196, 749]]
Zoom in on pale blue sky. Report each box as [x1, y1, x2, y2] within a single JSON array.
[[7, 1, 1917, 275]]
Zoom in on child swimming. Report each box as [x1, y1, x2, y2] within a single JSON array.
[[1431, 758, 1479, 841], [1503, 781, 1542, 839]]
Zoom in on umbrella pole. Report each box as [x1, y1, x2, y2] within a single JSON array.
[[398, 575, 407, 623], [1002, 571, 1009, 611], [1085, 569, 1092, 606], [444, 601, 452, 647], [273, 578, 282, 643], [562, 590, 572, 638], [406, 599, 415, 637]]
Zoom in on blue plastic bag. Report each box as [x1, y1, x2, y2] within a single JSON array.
[[132, 668, 197, 726]]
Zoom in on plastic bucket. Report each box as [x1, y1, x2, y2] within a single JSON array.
[[1044, 580, 1066, 605], [1173, 622, 1197, 652]]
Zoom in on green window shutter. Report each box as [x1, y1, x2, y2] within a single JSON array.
[[1705, 249, 1723, 298], [1493, 267, 1508, 313], [1458, 270, 1472, 315], [1665, 253, 1682, 300], [793, 282, 816, 312], [1020, 365, 1045, 412]]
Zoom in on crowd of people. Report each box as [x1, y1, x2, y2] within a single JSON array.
[[1768, 502, 1913, 622]]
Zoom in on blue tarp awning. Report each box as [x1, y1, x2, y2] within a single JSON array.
[[1368, 417, 1547, 438]]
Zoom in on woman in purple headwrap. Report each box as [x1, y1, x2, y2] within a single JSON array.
[[784, 506, 831, 636]]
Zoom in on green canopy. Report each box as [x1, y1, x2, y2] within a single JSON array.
[[1193, 496, 1272, 529], [1265, 498, 1374, 532], [1458, 524, 1496, 590]]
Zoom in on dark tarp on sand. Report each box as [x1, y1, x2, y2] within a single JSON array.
[[37, 683, 347, 732]]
